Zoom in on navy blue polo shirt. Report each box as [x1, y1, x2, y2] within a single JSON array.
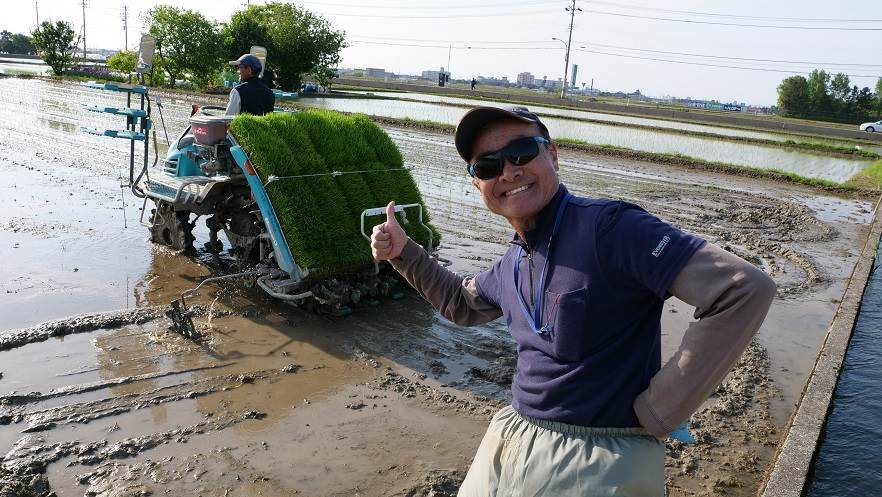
[[475, 184, 705, 428]]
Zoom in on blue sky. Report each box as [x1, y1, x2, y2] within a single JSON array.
[[4, 0, 881, 105]]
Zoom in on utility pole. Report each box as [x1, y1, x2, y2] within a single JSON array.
[[81, 0, 87, 60], [121, 5, 128, 51], [560, 0, 581, 99], [34, 1, 39, 26]]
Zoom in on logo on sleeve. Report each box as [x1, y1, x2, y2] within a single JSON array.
[[651, 235, 671, 258]]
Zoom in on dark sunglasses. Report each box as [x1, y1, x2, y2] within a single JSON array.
[[467, 136, 550, 180]]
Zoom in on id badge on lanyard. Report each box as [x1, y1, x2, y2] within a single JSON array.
[[512, 193, 572, 335]]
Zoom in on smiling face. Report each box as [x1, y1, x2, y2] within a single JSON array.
[[470, 119, 560, 235]]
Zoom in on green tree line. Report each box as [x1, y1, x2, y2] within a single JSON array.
[[778, 70, 882, 124], [28, 2, 345, 91], [0, 30, 36, 55]]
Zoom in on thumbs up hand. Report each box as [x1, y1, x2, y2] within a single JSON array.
[[371, 201, 408, 260]]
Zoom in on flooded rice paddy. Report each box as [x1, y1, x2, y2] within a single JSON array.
[[349, 90, 880, 150], [300, 96, 872, 183], [0, 77, 877, 496]]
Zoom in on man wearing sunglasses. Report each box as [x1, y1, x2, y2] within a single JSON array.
[[371, 106, 776, 496]]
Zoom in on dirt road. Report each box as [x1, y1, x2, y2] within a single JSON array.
[[0, 78, 875, 496]]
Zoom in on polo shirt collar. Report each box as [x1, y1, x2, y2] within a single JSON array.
[[510, 183, 569, 250]]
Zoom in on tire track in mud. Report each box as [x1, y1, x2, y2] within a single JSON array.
[[0, 410, 270, 497], [1, 364, 301, 432], [0, 359, 304, 496]]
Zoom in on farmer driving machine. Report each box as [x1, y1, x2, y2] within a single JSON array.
[[81, 39, 439, 335]]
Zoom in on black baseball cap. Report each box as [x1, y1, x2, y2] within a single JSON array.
[[454, 106, 548, 162]]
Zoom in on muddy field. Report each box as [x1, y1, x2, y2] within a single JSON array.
[[0, 78, 876, 496]]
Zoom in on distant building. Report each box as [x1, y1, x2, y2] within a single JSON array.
[[477, 75, 510, 87], [421, 67, 450, 82], [365, 68, 387, 78], [542, 78, 563, 91], [516, 71, 535, 86], [570, 64, 578, 88]]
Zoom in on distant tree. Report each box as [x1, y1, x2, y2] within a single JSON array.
[[106, 50, 137, 74], [806, 69, 832, 117], [876, 78, 882, 116], [222, 12, 271, 62], [854, 86, 875, 118], [0, 31, 36, 54], [777, 75, 810, 116], [829, 73, 851, 113], [144, 6, 223, 88], [0, 30, 11, 53], [224, 3, 346, 91], [30, 21, 76, 75], [312, 66, 337, 90]]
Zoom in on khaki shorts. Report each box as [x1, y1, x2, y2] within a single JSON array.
[[458, 406, 665, 497]]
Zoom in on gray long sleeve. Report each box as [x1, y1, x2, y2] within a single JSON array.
[[633, 242, 777, 438], [389, 239, 502, 326]]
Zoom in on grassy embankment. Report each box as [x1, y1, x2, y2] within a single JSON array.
[[229, 110, 439, 276], [846, 159, 882, 192]]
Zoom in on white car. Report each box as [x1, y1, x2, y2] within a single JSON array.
[[860, 120, 882, 132]]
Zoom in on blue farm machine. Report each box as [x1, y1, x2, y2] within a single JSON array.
[[81, 39, 437, 335]]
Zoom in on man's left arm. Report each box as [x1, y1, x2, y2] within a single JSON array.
[[632, 242, 776, 438]]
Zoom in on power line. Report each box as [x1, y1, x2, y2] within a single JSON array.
[[575, 41, 882, 69], [573, 48, 881, 78], [301, 0, 560, 9], [349, 40, 559, 50], [351, 34, 545, 44], [559, 0, 582, 98], [349, 35, 882, 69], [81, 0, 87, 59], [308, 8, 560, 19], [582, 9, 882, 30], [585, 0, 882, 23], [343, 38, 881, 78], [122, 4, 128, 51]]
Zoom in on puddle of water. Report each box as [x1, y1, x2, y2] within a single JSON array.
[[0, 61, 48, 75], [0, 157, 154, 330], [300, 97, 869, 183]]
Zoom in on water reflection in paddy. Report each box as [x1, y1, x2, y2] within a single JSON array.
[[346, 90, 878, 151], [300, 97, 869, 183]]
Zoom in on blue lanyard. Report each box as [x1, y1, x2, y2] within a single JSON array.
[[513, 193, 572, 334]]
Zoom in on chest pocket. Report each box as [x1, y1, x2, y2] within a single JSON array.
[[543, 287, 592, 362]]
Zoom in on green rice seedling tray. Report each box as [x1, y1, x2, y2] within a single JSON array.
[[229, 110, 439, 277]]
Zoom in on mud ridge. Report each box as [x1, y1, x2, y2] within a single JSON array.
[[369, 369, 502, 419], [0, 304, 230, 352]]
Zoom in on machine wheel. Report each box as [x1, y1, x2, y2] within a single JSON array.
[[867, 126, 876, 133], [149, 202, 195, 253]]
